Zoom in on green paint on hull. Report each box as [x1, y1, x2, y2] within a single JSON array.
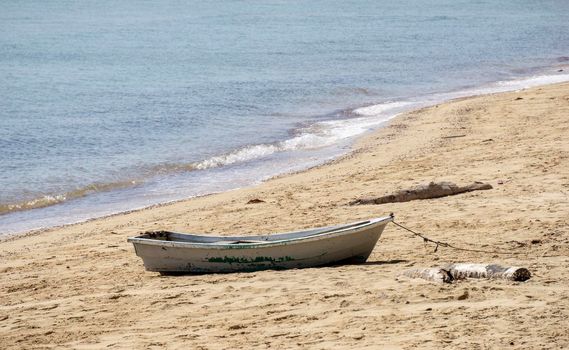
[[207, 256, 294, 264]]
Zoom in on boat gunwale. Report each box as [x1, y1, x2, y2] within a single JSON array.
[[127, 216, 392, 250]]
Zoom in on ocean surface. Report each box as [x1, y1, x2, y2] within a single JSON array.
[[1, 0, 568, 235]]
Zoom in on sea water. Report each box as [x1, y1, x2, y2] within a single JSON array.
[[1, 0, 568, 234]]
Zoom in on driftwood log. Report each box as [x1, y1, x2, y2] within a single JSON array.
[[399, 263, 531, 284], [350, 181, 492, 205], [444, 263, 531, 282], [398, 268, 454, 284]]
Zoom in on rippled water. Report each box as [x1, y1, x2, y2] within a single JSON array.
[[1, 0, 568, 234]]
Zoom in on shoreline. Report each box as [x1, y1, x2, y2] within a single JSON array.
[[2, 67, 569, 238], [1, 81, 568, 348]]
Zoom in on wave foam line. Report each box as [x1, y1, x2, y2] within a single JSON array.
[[0, 181, 139, 216], [193, 115, 398, 170]]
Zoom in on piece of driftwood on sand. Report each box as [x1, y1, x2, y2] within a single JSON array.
[[445, 263, 531, 282], [398, 267, 455, 284], [350, 181, 492, 205], [399, 263, 531, 284]]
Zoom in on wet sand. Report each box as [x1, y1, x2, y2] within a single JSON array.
[[1, 82, 568, 349]]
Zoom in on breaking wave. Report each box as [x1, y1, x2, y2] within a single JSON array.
[[0, 181, 139, 215], [191, 102, 408, 171]]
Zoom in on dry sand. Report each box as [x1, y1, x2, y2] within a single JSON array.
[[1, 82, 568, 349]]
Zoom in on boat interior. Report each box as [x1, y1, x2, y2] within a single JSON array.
[[135, 220, 373, 244]]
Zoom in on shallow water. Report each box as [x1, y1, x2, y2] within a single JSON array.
[[1, 0, 568, 234]]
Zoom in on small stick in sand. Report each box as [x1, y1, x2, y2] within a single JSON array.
[[442, 134, 466, 139]]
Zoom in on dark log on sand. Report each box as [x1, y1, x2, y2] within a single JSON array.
[[444, 263, 531, 282], [350, 181, 492, 205], [400, 263, 531, 283], [398, 268, 454, 284]]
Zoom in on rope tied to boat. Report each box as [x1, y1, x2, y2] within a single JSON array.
[[389, 213, 526, 256]]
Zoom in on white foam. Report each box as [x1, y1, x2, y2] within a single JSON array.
[[194, 144, 279, 170], [190, 111, 402, 172], [430, 73, 569, 103], [353, 101, 413, 116], [492, 73, 569, 90]]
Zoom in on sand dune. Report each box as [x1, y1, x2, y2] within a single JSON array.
[[1, 83, 568, 349]]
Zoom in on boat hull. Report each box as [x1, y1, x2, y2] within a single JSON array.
[[128, 216, 391, 273]]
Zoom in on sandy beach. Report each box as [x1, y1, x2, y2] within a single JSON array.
[[1, 82, 568, 349]]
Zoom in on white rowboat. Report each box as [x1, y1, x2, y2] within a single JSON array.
[[128, 215, 392, 274]]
